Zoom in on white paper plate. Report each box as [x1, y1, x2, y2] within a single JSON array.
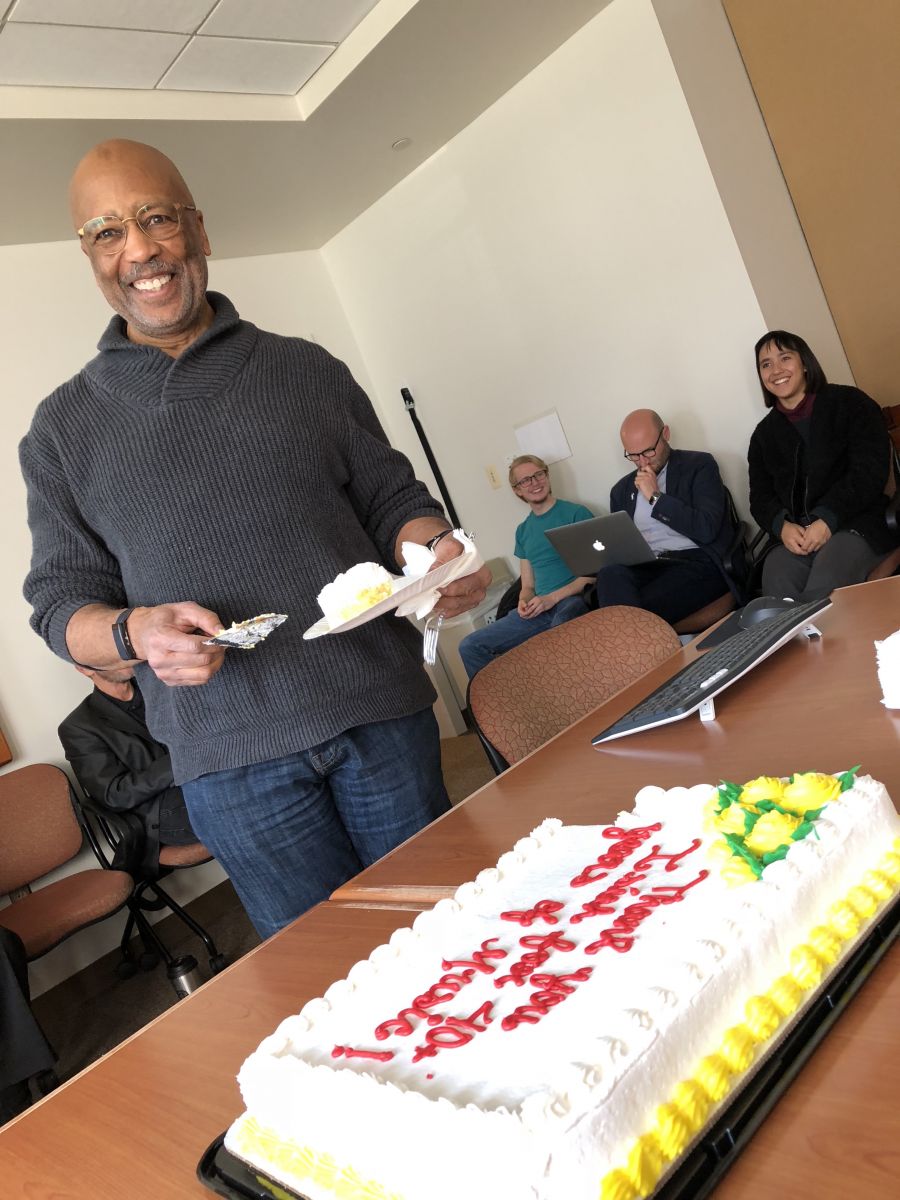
[[303, 551, 480, 639]]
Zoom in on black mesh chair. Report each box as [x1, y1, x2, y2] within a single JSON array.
[[74, 787, 228, 990]]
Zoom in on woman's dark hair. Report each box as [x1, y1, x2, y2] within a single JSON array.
[[753, 330, 828, 407]]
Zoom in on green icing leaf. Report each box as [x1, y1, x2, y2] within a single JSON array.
[[761, 844, 790, 865], [838, 766, 861, 792], [721, 833, 764, 877], [718, 780, 743, 804]]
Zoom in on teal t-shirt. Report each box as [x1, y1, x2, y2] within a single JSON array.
[[514, 499, 594, 595]]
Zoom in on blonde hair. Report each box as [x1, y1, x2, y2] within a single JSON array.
[[508, 454, 549, 486]]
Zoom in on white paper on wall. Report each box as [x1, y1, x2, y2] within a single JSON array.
[[513, 409, 572, 464]]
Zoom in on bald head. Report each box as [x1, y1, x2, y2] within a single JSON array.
[[620, 408, 670, 467], [68, 139, 213, 355], [69, 139, 195, 228]]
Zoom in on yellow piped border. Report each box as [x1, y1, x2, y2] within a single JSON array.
[[598, 840, 900, 1200], [230, 1115, 404, 1200]]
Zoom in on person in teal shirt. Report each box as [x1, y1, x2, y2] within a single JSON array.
[[459, 456, 593, 677]]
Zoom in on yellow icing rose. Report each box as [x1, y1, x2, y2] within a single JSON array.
[[780, 771, 841, 814], [714, 803, 752, 836], [739, 776, 785, 805], [720, 856, 759, 886], [744, 810, 800, 856]]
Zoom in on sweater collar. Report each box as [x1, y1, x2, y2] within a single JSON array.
[[86, 292, 256, 407]]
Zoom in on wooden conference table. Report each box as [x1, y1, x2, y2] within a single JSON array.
[[0, 577, 897, 1200]]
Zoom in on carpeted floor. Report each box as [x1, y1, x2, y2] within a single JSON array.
[[24, 731, 495, 1105]]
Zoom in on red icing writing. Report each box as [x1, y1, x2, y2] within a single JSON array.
[[632, 838, 703, 873], [411, 1000, 495, 1062], [570, 868, 648, 924], [500, 899, 564, 927], [570, 823, 662, 887], [501, 967, 594, 1031], [332, 1045, 395, 1062], [494, 930, 576, 989], [374, 939, 507, 1041], [585, 870, 710, 954]]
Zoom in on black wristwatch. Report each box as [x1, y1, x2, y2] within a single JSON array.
[[425, 529, 455, 552], [111, 607, 138, 661], [649, 490, 662, 506]]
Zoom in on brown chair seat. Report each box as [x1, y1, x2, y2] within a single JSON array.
[[469, 606, 681, 770], [0, 868, 132, 959], [672, 592, 737, 636], [158, 842, 212, 869]]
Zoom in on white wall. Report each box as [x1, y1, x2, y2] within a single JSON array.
[[322, 0, 767, 561], [0, 242, 366, 994]]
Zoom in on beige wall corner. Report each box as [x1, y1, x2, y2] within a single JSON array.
[[652, 0, 852, 384]]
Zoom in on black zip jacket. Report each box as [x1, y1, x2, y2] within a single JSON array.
[[747, 384, 896, 554]]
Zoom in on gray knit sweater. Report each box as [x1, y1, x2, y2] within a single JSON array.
[[21, 293, 440, 783]]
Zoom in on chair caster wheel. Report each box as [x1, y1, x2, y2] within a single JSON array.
[[209, 953, 228, 974], [116, 959, 138, 980], [139, 951, 160, 971]]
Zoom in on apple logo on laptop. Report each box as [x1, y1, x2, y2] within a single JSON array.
[[592, 540, 605, 552]]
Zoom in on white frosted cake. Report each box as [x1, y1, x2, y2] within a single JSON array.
[[225, 771, 899, 1200], [316, 562, 395, 626]]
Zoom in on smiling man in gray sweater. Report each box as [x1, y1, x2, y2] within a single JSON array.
[[20, 139, 490, 937]]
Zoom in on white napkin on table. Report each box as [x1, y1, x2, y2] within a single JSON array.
[[874, 628, 900, 709], [395, 529, 483, 620]]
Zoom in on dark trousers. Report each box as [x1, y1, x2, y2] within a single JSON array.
[[0, 927, 56, 1123], [593, 550, 726, 624]]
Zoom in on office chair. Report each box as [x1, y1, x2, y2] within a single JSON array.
[[468, 605, 680, 772], [672, 487, 753, 636], [0, 764, 133, 962], [75, 789, 228, 988]]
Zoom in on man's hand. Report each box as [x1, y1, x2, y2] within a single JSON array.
[[430, 534, 492, 618], [519, 592, 554, 618], [634, 464, 658, 501], [799, 519, 832, 553], [128, 602, 227, 687], [780, 520, 809, 555]]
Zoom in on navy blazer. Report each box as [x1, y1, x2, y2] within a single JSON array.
[[610, 448, 739, 598]]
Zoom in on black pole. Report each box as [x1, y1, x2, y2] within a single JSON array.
[[401, 387, 462, 528]]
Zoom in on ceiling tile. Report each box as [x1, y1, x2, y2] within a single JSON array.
[[0, 24, 187, 88], [158, 35, 332, 95], [198, 0, 379, 44], [7, 0, 217, 35]]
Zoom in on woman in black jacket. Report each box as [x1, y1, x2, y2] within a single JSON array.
[[748, 330, 895, 600]]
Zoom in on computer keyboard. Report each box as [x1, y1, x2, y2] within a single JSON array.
[[592, 596, 832, 745]]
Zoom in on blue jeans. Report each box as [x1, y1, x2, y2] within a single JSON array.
[[458, 594, 589, 678], [181, 708, 449, 939]]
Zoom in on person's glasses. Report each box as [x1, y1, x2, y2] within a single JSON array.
[[513, 469, 548, 489], [77, 202, 197, 255], [623, 430, 664, 463]]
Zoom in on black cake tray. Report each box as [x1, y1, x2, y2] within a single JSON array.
[[198, 895, 898, 1200]]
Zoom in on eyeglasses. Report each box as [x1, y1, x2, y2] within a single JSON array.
[[77, 202, 197, 255], [623, 429, 664, 463], [513, 469, 548, 489]]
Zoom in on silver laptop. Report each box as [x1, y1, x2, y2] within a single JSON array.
[[544, 512, 668, 575]]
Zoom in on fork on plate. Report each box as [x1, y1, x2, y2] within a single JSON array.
[[422, 614, 444, 666]]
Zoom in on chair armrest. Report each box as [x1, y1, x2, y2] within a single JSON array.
[[886, 490, 899, 533]]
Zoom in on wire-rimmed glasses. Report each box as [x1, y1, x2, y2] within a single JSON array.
[[77, 202, 197, 255]]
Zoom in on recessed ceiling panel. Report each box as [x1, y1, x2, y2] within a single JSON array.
[[198, 0, 380, 44], [158, 35, 332, 95], [7, 0, 217, 35], [0, 23, 188, 88]]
